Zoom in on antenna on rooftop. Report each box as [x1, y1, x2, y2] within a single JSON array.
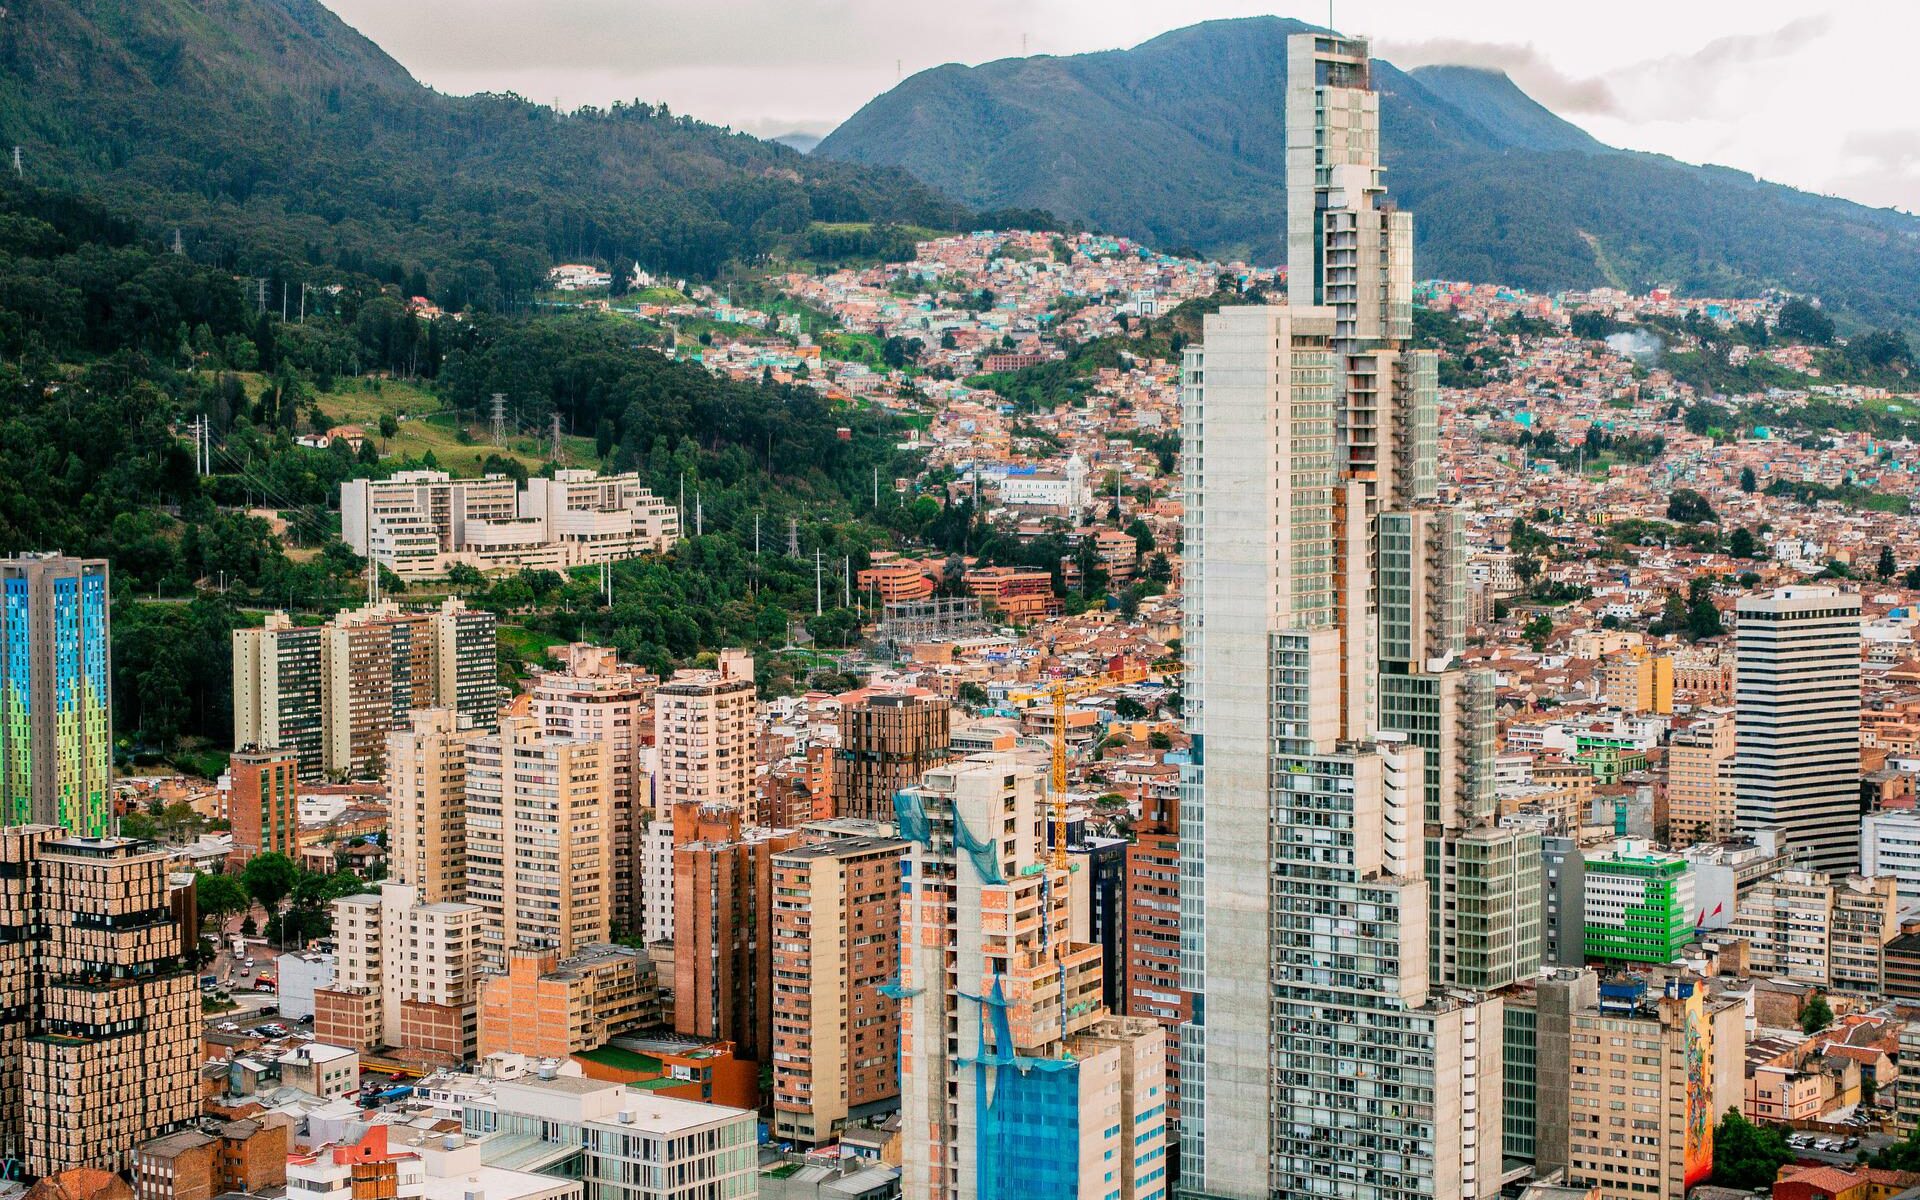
[[490, 393, 507, 446]]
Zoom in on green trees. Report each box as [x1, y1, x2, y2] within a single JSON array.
[[1879, 545, 1898, 580], [240, 853, 299, 916], [1666, 488, 1716, 524], [1728, 527, 1757, 559], [1708, 1109, 1794, 1189], [1522, 613, 1554, 652], [195, 873, 250, 932], [1739, 466, 1757, 494], [1777, 298, 1835, 345], [1800, 992, 1834, 1034]]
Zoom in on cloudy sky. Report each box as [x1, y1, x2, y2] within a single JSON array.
[[318, 0, 1920, 213]]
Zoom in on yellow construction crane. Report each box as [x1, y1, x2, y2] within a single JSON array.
[[1007, 661, 1151, 869]]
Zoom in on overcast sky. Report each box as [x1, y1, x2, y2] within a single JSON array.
[[318, 0, 1920, 213]]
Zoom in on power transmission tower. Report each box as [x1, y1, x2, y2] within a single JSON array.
[[600, 561, 612, 607], [694, 492, 704, 538], [490, 394, 507, 446], [787, 517, 800, 558], [550, 412, 565, 464], [843, 556, 851, 608], [170, 228, 184, 256], [10, 146, 19, 178]]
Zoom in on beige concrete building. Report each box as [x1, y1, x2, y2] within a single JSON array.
[[234, 598, 497, 780], [466, 714, 613, 967], [316, 882, 484, 1066], [341, 468, 680, 580], [0, 830, 199, 1177], [386, 707, 482, 904], [655, 650, 756, 819], [1730, 868, 1899, 992], [1666, 709, 1736, 848], [1601, 645, 1673, 715], [1546, 974, 1743, 1200], [770, 834, 906, 1147], [530, 644, 657, 931]]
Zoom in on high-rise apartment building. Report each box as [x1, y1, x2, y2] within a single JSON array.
[[655, 651, 756, 818], [897, 755, 1166, 1200], [1177, 30, 1510, 1199], [1735, 586, 1863, 873], [670, 801, 795, 1067], [769, 834, 905, 1147], [228, 746, 298, 863], [0, 554, 113, 837], [386, 707, 481, 904], [1538, 974, 1743, 1199], [834, 689, 952, 822], [235, 598, 497, 781], [232, 611, 324, 778], [465, 715, 612, 967], [1123, 787, 1188, 1127], [0, 829, 198, 1177], [530, 644, 657, 931], [1667, 709, 1737, 847], [316, 882, 483, 1065]]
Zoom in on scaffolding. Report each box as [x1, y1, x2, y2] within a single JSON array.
[[877, 596, 988, 648]]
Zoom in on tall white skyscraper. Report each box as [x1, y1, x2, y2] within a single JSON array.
[[1735, 586, 1863, 873], [1177, 30, 1511, 1199]]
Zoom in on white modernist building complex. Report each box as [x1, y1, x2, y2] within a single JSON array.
[[342, 468, 680, 579]]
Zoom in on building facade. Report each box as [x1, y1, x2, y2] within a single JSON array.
[[1735, 587, 1863, 873], [465, 715, 612, 967], [0, 829, 198, 1177], [654, 651, 757, 817], [1667, 710, 1736, 848], [1582, 842, 1695, 964], [0, 555, 113, 836], [475, 944, 662, 1059], [833, 690, 952, 823], [897, 756, 1164, 1200], [671, 802, 794, 1067], [769, 835, 906, 1147], [227, 746, 298, 862], [529, 644, 657, 932], [386, 707, 480, 904]]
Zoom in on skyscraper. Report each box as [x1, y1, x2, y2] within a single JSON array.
[[0, 554, 113, 837], [1177, 31, 1509, 1199], [530, 644, 657, 930], [1735, 586, 1863, 873], [0, 828, 198, 1176], [897, 755, 1166, 1200], [464, 714, 612, 967], [386, 707, 481, 904]]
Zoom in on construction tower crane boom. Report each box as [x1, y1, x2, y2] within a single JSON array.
[[1006, 660, 1151, 869]]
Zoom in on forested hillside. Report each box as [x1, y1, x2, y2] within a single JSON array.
[[0, 0, 972, 306], [817, 16, 1920, 330]]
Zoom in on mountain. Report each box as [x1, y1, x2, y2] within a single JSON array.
[[772, 133, 824, 154], [0, 0, 971, 305], [817, 17, 1920, 330]]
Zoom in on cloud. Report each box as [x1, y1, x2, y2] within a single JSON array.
[[1380, 15, 1830, 124], [1375, 36, 1619, 114]]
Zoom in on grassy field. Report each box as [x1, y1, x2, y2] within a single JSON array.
[[238, 374, 597, 475]]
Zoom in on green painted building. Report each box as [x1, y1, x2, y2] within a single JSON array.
[[1581, 841, 1694, 964]]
